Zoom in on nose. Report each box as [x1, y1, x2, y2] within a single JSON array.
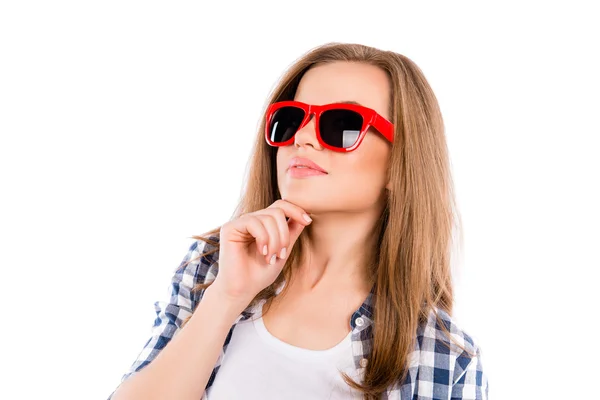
[[294, 114, 322, 150]]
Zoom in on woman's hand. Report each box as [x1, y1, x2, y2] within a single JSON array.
[[210, 199, 312, 306]]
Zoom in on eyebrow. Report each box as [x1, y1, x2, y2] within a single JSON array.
[[336, 100, 363, 106]]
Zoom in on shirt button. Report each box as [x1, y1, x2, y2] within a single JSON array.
[[360, 358, 368, 367], [355, 317, 364, 327]]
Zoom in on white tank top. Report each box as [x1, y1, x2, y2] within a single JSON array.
[[205, 302, 363, 399]]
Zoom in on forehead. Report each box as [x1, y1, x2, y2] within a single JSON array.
[[293, 61, 391, 119]]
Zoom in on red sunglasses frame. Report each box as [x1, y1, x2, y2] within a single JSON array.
[[265, 100, 394, 153]]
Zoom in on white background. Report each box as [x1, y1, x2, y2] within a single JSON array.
[[1, 1, 598, 399]]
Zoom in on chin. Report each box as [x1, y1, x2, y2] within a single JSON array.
[[280, 192, 317, 213]]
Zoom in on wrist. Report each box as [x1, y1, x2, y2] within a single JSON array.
[[203, 282, 252, 316]]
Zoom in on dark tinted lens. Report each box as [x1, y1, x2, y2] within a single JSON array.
[[268, 106, 306, 143], [320, 109, 363, 148]]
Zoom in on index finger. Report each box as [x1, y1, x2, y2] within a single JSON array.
[[267, 199, 313, 225]]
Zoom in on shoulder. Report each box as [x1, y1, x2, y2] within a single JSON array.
[[413, 306, 485, 384], [172, 234, 221, 306], [179, 234, 220, 274], [419, 307, 480, 356]]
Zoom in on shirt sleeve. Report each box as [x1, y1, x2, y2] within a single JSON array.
[[450, 345, 489, 400], [107, 239, 212, 399]]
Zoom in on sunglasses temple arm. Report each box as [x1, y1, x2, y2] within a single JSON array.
[[374, 114, 395, 143]]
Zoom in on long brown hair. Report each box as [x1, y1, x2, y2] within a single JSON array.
[[179, 42, 470, 399]]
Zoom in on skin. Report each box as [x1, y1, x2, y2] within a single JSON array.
[[266, 61, 393, 349], [276, 61, 392, 293]]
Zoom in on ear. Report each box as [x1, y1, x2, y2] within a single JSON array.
[[385, 179, 392, 192]]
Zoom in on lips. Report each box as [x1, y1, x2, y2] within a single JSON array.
[[287, 157, 327, 173]]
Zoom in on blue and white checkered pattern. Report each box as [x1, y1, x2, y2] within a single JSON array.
[[108, 237, 488, 399]]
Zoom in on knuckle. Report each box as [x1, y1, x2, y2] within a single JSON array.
[[238, 213, 250, 222], [271, 215, 281, 226], [254, 214, 267, 225], [262, 214, 274, 224]]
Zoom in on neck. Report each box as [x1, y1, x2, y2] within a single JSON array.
[[294, 204, 385, 295]]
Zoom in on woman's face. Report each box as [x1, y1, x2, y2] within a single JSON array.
[[276, 61, 392, 215]]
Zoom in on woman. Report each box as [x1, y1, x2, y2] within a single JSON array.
[[108, 42, 488, 399]]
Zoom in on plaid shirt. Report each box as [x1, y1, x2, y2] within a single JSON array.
[[109, 237, 489, 399]]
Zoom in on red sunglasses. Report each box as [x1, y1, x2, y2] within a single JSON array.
[[265, 100, 394, 152]]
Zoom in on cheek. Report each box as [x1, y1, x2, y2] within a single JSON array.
[[334, 152, 388, 197], [276, 148, 289, 176], [344, 143, 388, 182], [346, 161, 385, 185], [275, 148, 293, 191]]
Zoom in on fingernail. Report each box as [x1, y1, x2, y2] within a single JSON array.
[[303, 213, 312, 223], [279, 247, 287, 259], [262, 245, 268, 255], [269, 254, 277, 265]]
